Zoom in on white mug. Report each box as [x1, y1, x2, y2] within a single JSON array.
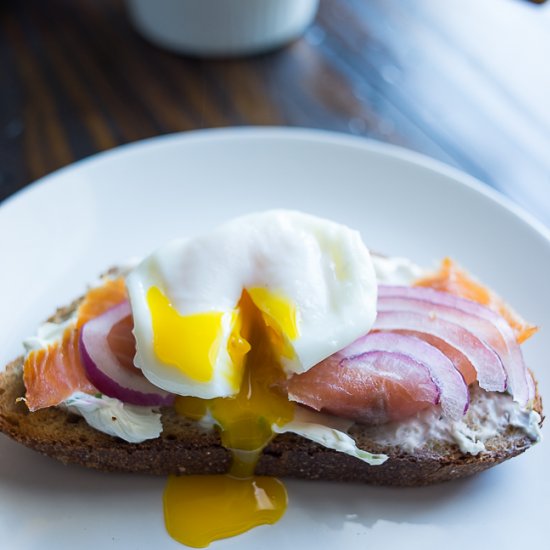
[[126, 0, 320, 57]]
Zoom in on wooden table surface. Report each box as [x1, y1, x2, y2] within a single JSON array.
[[1, 0, 549, 225]]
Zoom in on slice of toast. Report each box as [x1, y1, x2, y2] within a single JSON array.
[[0, 351, 543, 486], [0, 284, 543, 487]]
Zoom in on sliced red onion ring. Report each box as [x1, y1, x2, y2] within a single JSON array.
[[80, 301, 175, 407], [378, 285, 531, 405], [373, 310, 507, 393], [287, 349, 440, 425], [400, 332, 477, 386], [344, 332, 469, 419]]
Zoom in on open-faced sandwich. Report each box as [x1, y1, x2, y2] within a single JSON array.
[[0, 210, 543, 547]]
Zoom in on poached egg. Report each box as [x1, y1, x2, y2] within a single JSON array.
[[126, 210, 378, 399]]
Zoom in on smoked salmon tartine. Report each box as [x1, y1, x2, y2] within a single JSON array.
[[0, 210, 543, 548]]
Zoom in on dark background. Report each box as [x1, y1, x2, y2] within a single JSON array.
[[0, 0, 549, 224]]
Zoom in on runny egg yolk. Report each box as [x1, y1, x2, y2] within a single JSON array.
[[157, 291, 297, 547], [147, 286, 224, 383]]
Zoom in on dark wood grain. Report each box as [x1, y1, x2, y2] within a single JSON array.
[[0, 0, 549, 224]]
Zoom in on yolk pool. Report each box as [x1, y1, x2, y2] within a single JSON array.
[[163, 291, 295, 547], [164, 475, 287, 549]]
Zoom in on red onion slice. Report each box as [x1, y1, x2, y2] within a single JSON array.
[[80, 301, 175, 407], [287, 349, 440, 425], [373, 310, 507, 393], [344, 332, 469, 419], [379, 285, 531, 405], [400, 332, 477, 386]]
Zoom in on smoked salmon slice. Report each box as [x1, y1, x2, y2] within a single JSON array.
[[77, 277, 128, 327], [287, 348, 440, 425], [23, 277, 127, 411]]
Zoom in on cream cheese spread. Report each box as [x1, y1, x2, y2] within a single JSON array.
[[363, 385, 542, 455], [371, 254, 426, 285], [23, 317, 75, 352]]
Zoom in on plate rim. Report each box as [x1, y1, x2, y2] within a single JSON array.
[[2, 126, 549, 244]]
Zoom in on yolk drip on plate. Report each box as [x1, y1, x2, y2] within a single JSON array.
[[160, 291, 296, 547], [164, 475, 287, 549]]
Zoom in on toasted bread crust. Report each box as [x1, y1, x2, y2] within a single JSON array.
[[0, 357, 542, 486]]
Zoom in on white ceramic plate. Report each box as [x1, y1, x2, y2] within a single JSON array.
[[0, 128, 548, 550]]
